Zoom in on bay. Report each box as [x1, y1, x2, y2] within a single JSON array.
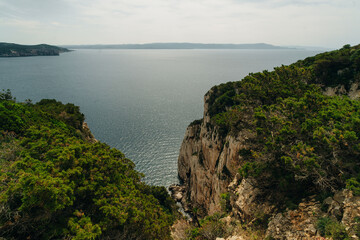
[[0, 49, 322, 186]]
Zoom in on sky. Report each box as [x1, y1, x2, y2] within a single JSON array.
[[0, 0, 359, 48]]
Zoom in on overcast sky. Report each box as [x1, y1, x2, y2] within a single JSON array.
[[0, 0, 359, 48]]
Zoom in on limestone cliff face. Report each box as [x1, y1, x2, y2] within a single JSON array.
[[265, 189, 360, 239], [176, 87, 360, 239], [177, 82, 360, 218], [174, 45, 360, 239], [324, 82, 360, 100], [82, 122, 98, 143], [178, 91, 254, 216]]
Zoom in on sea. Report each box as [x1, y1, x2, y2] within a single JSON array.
[[0, 49, 323, 187]]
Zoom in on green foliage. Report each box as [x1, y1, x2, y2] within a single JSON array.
[[346, 175, 360, 195], [295, 44, 360, 89], [189, 227, 200, 238], [184, 213, 234, 240], [36, 99, 85, 130], [316, 217, 350, 240], [317, 217, 332, 236], [0, 89, 15, 101], [207, 82, 237, 116], [0, 94, 81, 135], [207, 44, 360, 205], [239, 162, 265, 178], [355, 217, 360, 238], [220, 193, 231, 213], [68, 212, 102, 240], [0, 98, 175, 239], [190, 119, 203, 126], [0, 100, 26, 133], [244, 91, 360, 195], [198, 213, 230, 240]]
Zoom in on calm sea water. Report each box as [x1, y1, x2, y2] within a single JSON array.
[[0, 49, 322, 186]]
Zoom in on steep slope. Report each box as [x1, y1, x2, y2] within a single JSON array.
[[175, 44, 360, 239], [0, 92, 176, 240]]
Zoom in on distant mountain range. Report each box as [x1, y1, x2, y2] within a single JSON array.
[[0, 43, 70, 57], [0, 42, 330, 56], [63, 42, 294, 50]]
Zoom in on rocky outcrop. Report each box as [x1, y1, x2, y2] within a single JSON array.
[[324, 82, 360, 100], [228, 177, 275, 223], [177, 91, 255, 216], [266, 196, 323, 239], [264, 190, 360, 240], [175, 87, 360, 239], [208, 189, 360, 240], [174, 45, 360, 239], [82, 122, 98, 143], [216, 236, 245, 240], [326, 189, 360, 238], [171, 219, 192, 240]]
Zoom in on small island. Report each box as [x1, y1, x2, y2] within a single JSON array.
[[0, 42, 70, 57]]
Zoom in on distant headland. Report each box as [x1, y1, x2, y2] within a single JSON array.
[[0, 43, 70, 57], [62, 42, 293, 50]]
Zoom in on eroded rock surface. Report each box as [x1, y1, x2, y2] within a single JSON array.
[[178, 92, 256, 216], [266, 196, 323, 239]]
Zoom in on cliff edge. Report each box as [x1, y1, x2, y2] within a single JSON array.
[[173, 44, 360, 239]]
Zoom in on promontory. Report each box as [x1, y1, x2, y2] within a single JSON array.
[[0, 42, 70, 57]]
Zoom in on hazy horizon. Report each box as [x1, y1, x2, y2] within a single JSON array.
[[0, 0, 359, 49], [1, 42, 333, 51]]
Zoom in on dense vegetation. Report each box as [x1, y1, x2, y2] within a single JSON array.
[[0, 91, 176, 240], [207, 44, 360, 204], [295, 44, 360, 88]]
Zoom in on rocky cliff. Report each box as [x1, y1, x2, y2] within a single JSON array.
[[177, 90, 251, 216], [172, 44, 360, 239]]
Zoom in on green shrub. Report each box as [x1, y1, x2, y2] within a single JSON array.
[[317, 217, 349, 240], [317, 217, 332, 236], [189, 227, 200, 238], [190, 119, 203, 126], [346, 176, 360, 196], [200, 220, 227, 240], [355, 217, 360, 238], [0, 89, 15, 101], [0, 98, 175, 240], [220, 193, 231, 213], [204, 44, 360, 209]]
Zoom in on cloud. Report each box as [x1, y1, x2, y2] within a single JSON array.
[[231, 0, 354, 8], [0, 18, 42, 29], [0, 0, 359, 47]]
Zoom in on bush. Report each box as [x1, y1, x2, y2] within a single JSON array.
[[0, 89, 15, 101], [346, 176, 360, 196], [200, 220, 227, 240], [0, 98, 176, 240], [317, 217, 349, 240], [220, 193, 231, 213]]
